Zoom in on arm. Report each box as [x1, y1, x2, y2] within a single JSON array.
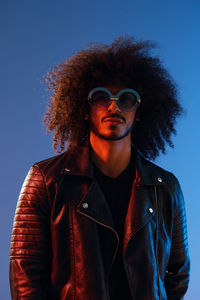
[[165, 178, 190, 300], [9, 166, 52, 299]]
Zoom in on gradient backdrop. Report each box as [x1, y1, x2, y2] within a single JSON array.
[[1, 0, 200, 298]]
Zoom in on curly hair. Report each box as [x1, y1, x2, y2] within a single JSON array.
[[44, 36, 183, 160]]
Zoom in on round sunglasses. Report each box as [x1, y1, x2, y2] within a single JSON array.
[[88, 87, 141, 112]]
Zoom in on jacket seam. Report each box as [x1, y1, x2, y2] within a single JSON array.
[[70, 201, 76, 300], [154, 185, 161, 300], [33, 165, 51, 209]]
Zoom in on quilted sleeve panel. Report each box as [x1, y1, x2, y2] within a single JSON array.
[[165, 177, 190, 299], [9, 166, 52, 299]]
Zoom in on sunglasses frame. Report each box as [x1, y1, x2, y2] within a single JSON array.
[[88, 87, 141, 112]]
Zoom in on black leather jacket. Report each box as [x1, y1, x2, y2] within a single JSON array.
[[9, 144, 190, 299]]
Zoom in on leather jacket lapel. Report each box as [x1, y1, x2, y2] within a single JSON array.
[[61, 142, 115, 229], [123, 150, 161, 254], [123, 182, 155, 253], [77, 180, 114, 229]]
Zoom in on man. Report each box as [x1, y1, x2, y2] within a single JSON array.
[[9, 37, 190, 299]]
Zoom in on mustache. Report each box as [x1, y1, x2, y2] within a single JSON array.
[[102, 113, 126, 122]]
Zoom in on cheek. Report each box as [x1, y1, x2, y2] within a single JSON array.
[[89, 107, 105, 122], [125, 111, 136, 124], [88, 109, 102, 127]]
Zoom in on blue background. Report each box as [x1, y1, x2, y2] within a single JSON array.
[[1, 0, 199, 298]]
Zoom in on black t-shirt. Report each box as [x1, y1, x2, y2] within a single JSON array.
[[93, 158, 135, 300]]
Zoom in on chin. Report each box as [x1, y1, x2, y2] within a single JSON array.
[[91, 124, 133, 141], [98, 131, 130, 141]]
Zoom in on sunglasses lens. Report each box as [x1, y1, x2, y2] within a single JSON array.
[[90, 91, 110, 107], [88, 88, 140, 111], [118, 92, 138, 111]]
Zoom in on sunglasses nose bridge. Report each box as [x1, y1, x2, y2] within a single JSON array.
[[107, 97, 121, 112], [110, 96, 119, 101]]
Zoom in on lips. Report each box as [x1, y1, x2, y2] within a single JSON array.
[[102, 117, 125, 123]]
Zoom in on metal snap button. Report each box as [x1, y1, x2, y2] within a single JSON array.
[[65, 168, 70, 172], [157, 177, 162, 183], [82, 202, 88, 209], [149, 207, 153, 213]]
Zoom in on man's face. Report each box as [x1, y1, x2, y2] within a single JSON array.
[[88, 86, 137, 141]]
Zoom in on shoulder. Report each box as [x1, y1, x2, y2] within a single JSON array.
[[30, 151, 69, 181], [147, 157, 178, 184], [136, 150, 178, 183], [137, 154, 185, 213], [34, 151, 68, 168], [136, 151, 182, 193]]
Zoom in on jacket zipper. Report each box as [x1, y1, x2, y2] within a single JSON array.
[[77, 209, 119, 300], [154, 185, 161, 300]]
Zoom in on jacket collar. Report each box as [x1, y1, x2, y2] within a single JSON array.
[[134, 150, 167, 186], [61, 141, 167, 186], [61, 141, 93, 179]]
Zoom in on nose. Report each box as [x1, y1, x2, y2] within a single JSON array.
[[107, 100, 121, 113]]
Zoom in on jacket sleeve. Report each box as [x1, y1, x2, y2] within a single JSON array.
[[9, 166, 52, 299], [164, 176, 190, 300]]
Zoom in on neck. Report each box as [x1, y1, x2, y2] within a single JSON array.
[[90, 132, 132, 178]]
